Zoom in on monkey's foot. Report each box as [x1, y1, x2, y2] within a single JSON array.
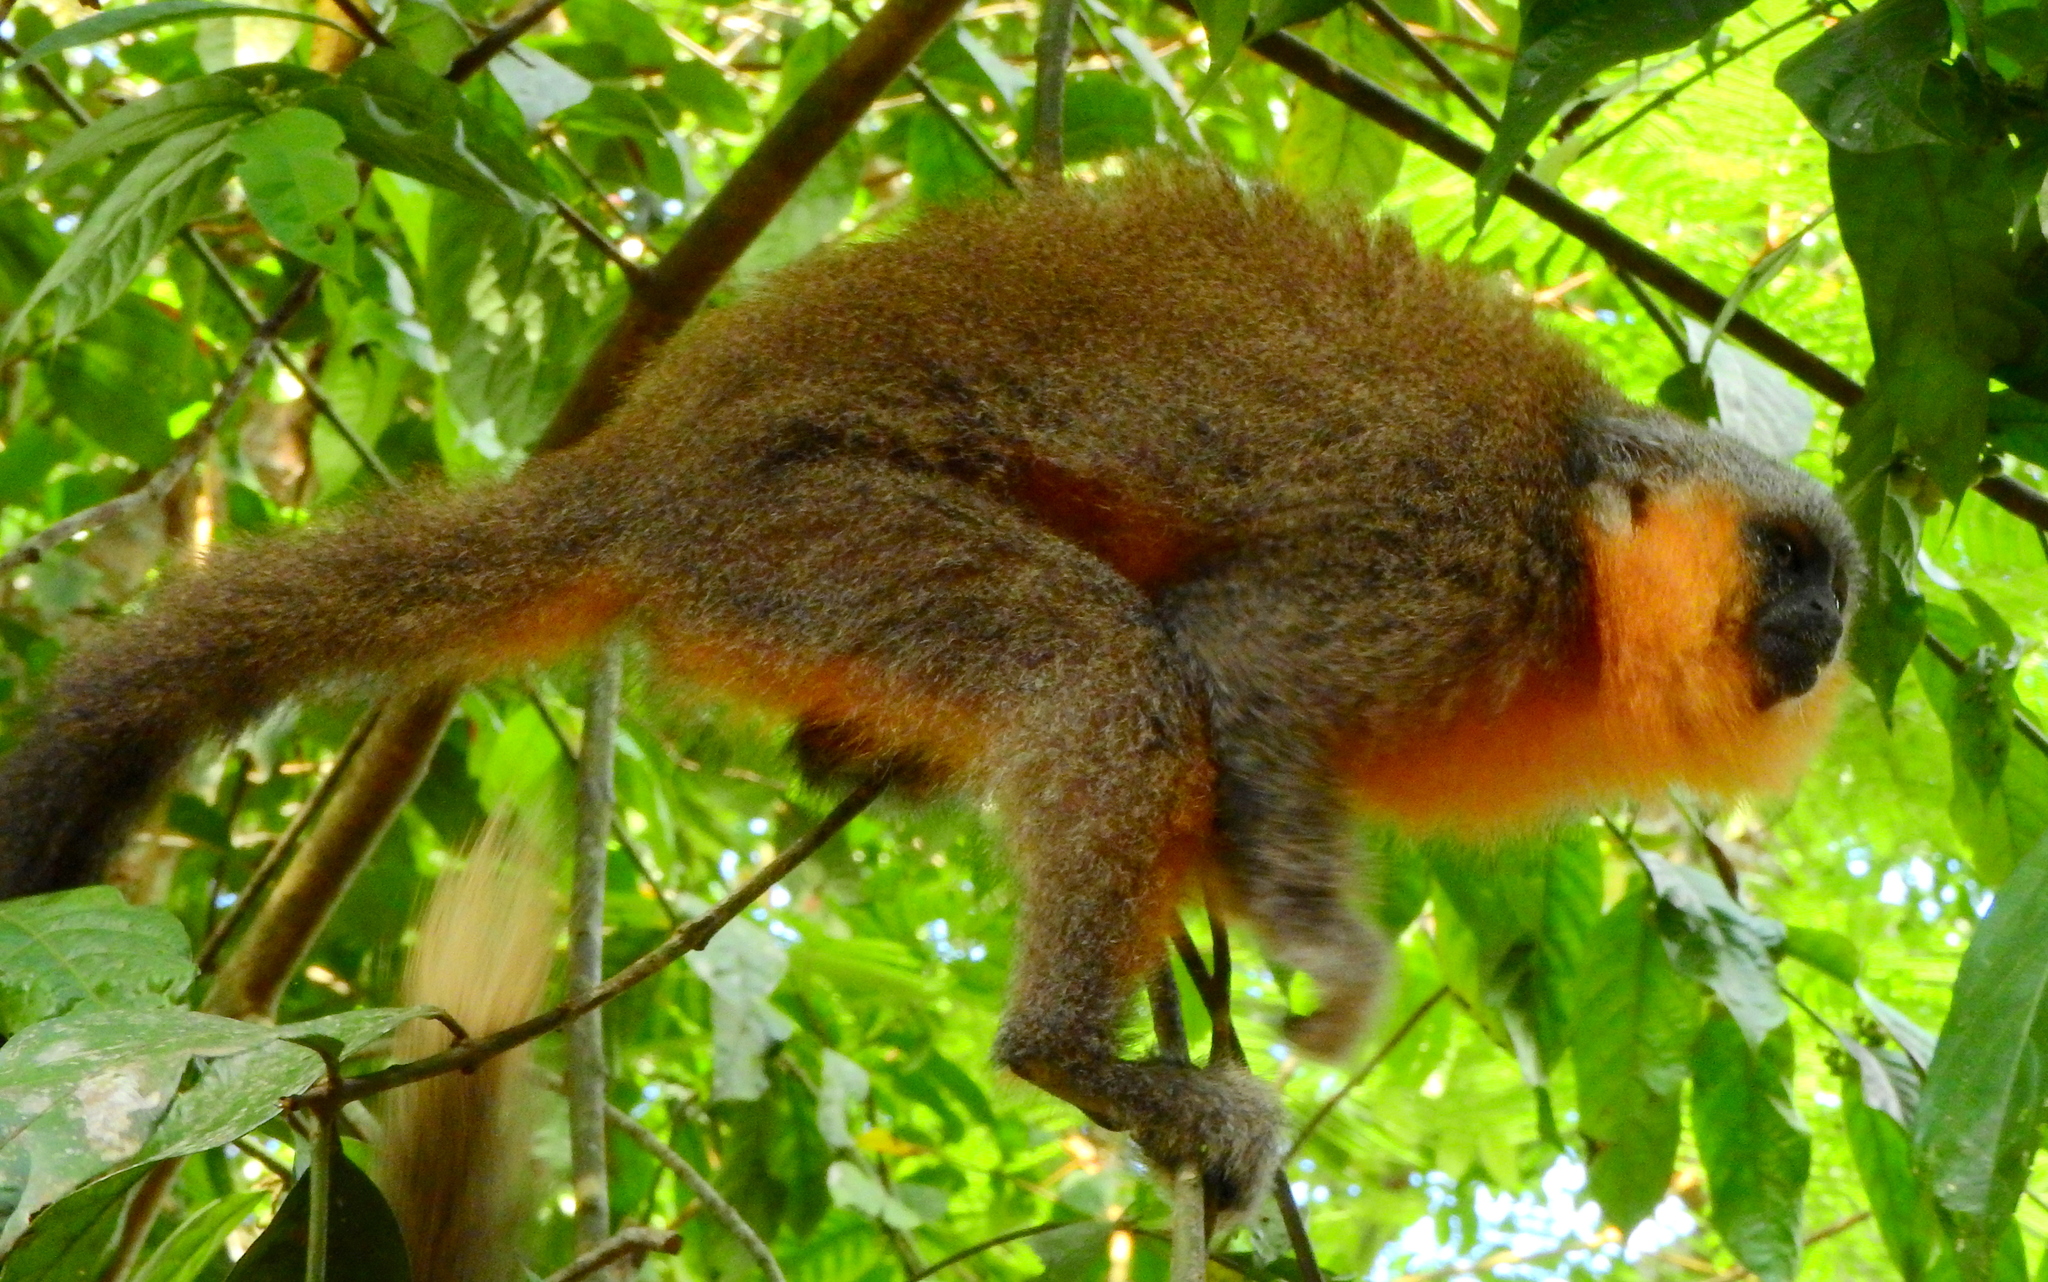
[[1125, 1062, 1286, 1225]]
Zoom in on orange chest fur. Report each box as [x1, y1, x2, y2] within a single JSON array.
[[1338, 485, 1845, 835]]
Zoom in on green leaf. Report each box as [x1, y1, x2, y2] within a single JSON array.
[[1276, 9, 1404, 211], [305, 51, 550, 214], [1914, 601, 2048, 884], [1639, 849, 1787, 1047], [1846, 1077, 1950, 1282], [0, 1165, 148, 1282], [1775, 0, 1950, 151], [906, 110, 1002, 207], [230, 107, 361, 278], [1860, 982, 1939, 1073], [0, 887, 196, 1036], [1475, 0, 1754, 226], [489, 45, 594, 127], [1831, 142, 2043, 501], [221, 1154, 411, 1282], [420, 189, 613, 458], [1988, 391, 2048, 468], [1191, 0, 1252, 76], [4, 121, 239, 346], [1017, 76, 1156, 167], [130, 1191, 268, 1282], [1780, 926, 1861, 985], [688, 918, 795, 1102], [1, 0, 345, 73], [3, 68, 322, 202], [1432, 827, 1601, 1080], [0, 1006, 433, 1251], [45, 296, 212, 468], [661, 58, 750, 132], [1839, 423, 1927, 715], [1692, 1014, 1811, 1282], [1916, 830, 2048, 1279], [1574, 878, 1703, 1232]]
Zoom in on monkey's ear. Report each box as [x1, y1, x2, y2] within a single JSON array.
[[1568, 415, 1692, 489]]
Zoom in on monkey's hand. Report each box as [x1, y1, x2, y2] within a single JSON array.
[[1122, 1061, 1287, 1224]]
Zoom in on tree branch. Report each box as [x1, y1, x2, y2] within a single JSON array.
[[567, 642, 622, 1269], [603, 1100, 787, 1282], [0, 268, 321, 575], [536, 0, 968, 452], [540, 1227, 683, 1282], [1287, 987, 1448, 1159], [302, 774, 884, 1103], [1033, 0, 1078, 176], [203, 684, 458, 1019], [447, 0, 573, 84], [1352, 0, 1496, 128]]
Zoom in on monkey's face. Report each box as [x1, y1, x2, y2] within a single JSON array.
[[1745, 518, 1850, 706]]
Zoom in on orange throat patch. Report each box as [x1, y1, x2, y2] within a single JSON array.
[[1340, 484, 1847, 837]]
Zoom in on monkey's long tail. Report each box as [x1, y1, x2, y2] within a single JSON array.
[[0, 452, 635, 898], [377, 816, 556, 1282]]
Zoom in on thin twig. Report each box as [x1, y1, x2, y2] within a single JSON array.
[[540, 1227, 683, 1282], [1149, 964, 1190, 1064], [1272, 1173, 1325, 1282], [447, 0, 573, 83], [603, 1101, 788, 1282], [306, 775, 885, 1104], [179, 231, 402, 490], [0, 269, 321, 575], [2, 32, 91, 125], [567, 641, 623, 1267], [229, 1138, 296, 1184], [1033, 0, 1079, 177], [907, 1221, 1081, 1281], [1922, 633, 2048, 758], [195, 709, 381, 972], [326, 0, 393, 47], [1287, 986, 1448, 1159], [906, 64, 1017, 187], [552, 196, 651, 285], [1697, 1210, 1871, 1282], [1352, 0, 1495, 127], [1576, 4, 1835, 163], [204, 685, 459, 1019], [1169, 1, 1866, 410]]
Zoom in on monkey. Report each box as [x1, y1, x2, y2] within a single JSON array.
[[376, 818, 556, 1282], [0, 164, 1858, 1222]]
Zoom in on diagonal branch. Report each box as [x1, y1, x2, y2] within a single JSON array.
[[301, 774, 885, 1104], [536, 0, 969, 451], [0, 269, 322, 575], [603, 1100, 787, 1282]]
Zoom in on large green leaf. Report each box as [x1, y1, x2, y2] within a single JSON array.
[[1692, 1014, 1811, 1282], [1831, 142, 2043, 502], [130, 1191, 268, 1282], [1574, 878, 1703, 1232], [1475, 0, 1755, 225], [1276, 9, 1404, 212], [221, 1154, 410, 1282], [229, 107, 361, 279], [1, 1, 344, 72], [1914, 600, 2048, 884], [1845, 1078, 1950, 1282], [1775, 0, 1950, 151], [4, 121, 239, 346], [0, 1006, 432, 1252], [305, 51, 550, 214], [0, 888, 195, 1036], [1639, 850, 1787, 1047], [0, 1165, 148, 1282], [1, 67, 325, 202], [1916, 830, 2048, 1280]]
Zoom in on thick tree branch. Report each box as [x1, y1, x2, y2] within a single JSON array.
[[537, 0, 968, 452], [300, 774, 884, 1103], [203, 685, 458, 1019]]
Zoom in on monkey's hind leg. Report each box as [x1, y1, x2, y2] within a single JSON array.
[[648, 460, 1285, 1217]]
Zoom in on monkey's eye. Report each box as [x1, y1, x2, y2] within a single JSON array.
[[1765, 531, 1801, 574]]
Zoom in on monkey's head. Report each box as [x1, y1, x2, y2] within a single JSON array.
[[1349, 412, 1863, 835]]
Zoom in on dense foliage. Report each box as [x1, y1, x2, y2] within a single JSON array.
[[4, 0, 2048, 1279]]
